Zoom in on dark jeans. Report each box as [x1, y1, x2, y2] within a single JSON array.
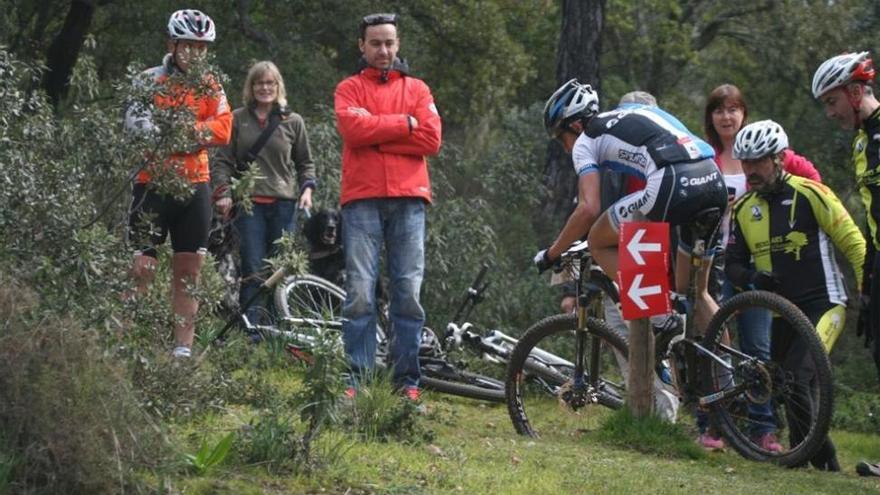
[[772, 304, 839, 470], [236, 199, 297, 325]]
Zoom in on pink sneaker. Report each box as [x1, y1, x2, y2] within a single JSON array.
[[753, 432, 783, 453], [697, 433, 726, 450]]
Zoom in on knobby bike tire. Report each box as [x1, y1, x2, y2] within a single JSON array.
[[420, 365, 506, 403], [506, 313, 628, 437], [701, 290, 833, 467]]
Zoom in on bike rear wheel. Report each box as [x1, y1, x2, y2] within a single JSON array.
[[506, 314, 628, 437], [274, 274, 346, 331], [701, 290, 833, 467]]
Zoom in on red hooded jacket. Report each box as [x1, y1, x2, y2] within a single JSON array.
[[334, 63, 442, 205]]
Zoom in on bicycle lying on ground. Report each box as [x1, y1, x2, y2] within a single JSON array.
[[506, 207, 834, 467], [216, 265, 509, 401]]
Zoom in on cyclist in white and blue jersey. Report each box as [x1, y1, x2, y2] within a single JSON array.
[[535, 79, 727, 344]]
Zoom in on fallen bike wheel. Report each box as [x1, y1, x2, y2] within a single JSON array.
[[274, 274, 346, 331], [701, 290, 833, 467], [506, 314, 628, 437], [419, 357, 506, 402]]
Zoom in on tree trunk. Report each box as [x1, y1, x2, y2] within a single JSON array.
[[537, 0, 605, 243], [43, 0, 96, 107]]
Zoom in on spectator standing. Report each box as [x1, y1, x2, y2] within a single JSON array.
[[213, 61, 317, 335], [334, 13, 442, 399], [124, 9, 232, 358]]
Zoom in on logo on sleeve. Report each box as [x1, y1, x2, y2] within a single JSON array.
[[751, 205, 762, 221], [428, 103, 438, 115]]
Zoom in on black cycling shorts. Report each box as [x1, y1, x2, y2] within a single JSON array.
[[128, 182, 211, 257], [608, 159, 727, 256]]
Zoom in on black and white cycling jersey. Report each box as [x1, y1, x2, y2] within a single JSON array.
[[572, 104, 715, 179]]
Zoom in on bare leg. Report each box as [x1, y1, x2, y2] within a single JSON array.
[[587, 211, 620, 282], [171, 250, 206, 349], [674, 248, 719, 337]]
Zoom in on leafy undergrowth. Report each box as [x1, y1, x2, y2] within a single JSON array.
[[168, 374, 880, 495]]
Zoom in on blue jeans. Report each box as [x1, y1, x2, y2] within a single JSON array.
[[698, 280, 776, 435], [342, 198, 425, 389], [236, 200, 297, 325]]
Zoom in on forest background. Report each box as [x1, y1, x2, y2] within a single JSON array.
[[1, 1, 879, 493]]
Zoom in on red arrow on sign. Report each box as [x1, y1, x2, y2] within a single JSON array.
[[619, 222, 671, 319], [619, 222, 669, 272], [618, 269, 670, 319], [627, 273, 663, 310], [625, 228, 662, 265]]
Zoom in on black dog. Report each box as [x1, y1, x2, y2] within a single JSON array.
[[303, 208, 389, 314], [303, 208, 345, 287]]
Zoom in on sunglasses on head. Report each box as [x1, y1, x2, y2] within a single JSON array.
[[361, 13, 398, 29]]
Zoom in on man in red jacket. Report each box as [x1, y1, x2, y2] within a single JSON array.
[[334, 13, 442, 400]]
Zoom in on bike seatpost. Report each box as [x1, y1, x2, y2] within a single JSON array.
[[452, 263, 489, 324]]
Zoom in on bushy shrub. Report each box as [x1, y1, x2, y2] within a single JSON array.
[[0, 277, 169, 494]]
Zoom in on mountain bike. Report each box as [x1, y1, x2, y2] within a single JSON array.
[[505, 241, 629, 435], [506, 207, 834, 467]]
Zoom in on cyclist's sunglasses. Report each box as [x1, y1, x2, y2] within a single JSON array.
[[361, 13, 398, 29]]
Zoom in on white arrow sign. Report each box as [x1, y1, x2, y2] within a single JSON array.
[[627, 273, 662, 310], [626, 228, 662, 265]]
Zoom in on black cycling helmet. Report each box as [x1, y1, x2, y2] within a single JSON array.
[[543, 78, 599, 137]]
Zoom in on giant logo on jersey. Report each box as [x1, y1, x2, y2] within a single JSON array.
[[679, 171, 719, 188], [618, 190, 652, 218]]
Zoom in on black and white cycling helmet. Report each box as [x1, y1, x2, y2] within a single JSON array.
[[543, 78, 599, 137], [733, 120, 789, 160], [167, 9, 216, 42], [811, 51, 875, 99]]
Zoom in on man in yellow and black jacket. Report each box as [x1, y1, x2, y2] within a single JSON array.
[[812, 51, 880, 382], [726, 120, 865, 472]]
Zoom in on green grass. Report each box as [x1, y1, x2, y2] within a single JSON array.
[[168, 380, 880, 495]]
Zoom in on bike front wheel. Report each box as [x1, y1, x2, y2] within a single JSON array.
[[701, 290, 833, 467], [506, 314, 628, 438]]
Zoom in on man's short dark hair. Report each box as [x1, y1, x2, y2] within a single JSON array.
[[359, 13, 398, 40]]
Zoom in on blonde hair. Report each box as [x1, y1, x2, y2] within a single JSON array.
[[242, 61, 287, 107]]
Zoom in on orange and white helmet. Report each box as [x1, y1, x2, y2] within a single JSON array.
[[167, 9, 216, 42]]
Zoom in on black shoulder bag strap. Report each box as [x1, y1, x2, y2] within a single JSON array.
[[236, 110, 282, 175]]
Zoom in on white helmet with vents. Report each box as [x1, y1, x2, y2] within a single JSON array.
[[811, 51, 875, 99], [543, 79, 600, 137], [167, 9, 216, 42], [733, 120, 789, 160]]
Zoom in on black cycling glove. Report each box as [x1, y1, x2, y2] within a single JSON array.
[[750, 270, 780, 292]]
